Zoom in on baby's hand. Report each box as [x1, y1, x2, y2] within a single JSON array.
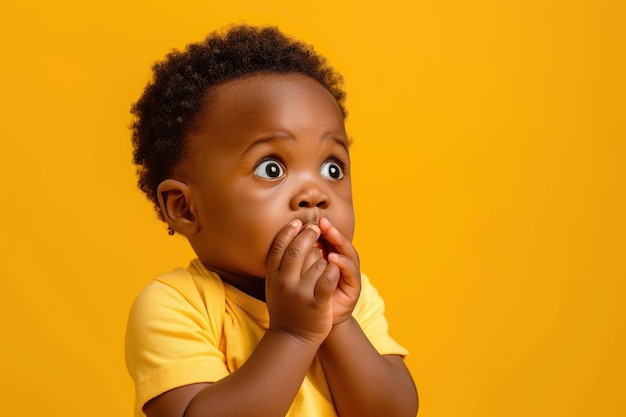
[[319, 217, 361, 327], [265, 220, 340, 346]]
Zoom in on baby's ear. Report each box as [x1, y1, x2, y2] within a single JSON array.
[[157, 179, 199, 237]]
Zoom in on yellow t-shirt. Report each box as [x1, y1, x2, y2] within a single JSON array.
[[125, 259, 408, 417]]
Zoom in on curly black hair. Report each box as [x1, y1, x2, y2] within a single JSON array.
[[131, 24, 347, 221]]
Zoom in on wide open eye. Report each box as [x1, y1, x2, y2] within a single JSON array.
[[321, 160, 344, 180], [254, 159, 285, 179]]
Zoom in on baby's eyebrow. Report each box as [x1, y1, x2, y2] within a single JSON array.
[[326, 134, 351, 152], [241, 134, 294, 156], [241, 132, 349, 156]]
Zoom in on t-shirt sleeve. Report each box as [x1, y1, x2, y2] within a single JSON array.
[[125, 275, 229, 416], [353, 273, 409, 357]]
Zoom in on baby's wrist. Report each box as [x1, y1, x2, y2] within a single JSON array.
[[318, 316, 360, 354], [329, 315, 357, 335], [266, 325, 327, 350]]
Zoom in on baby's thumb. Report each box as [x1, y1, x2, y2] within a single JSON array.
[[314, 264, 340, 304]]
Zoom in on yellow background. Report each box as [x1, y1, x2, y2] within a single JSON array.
[[1, 1, 624, 416]]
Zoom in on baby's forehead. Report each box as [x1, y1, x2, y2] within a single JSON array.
[[180, 73, 348, 161], [193, 73, 345, 132], [203, 72, 334, 107]]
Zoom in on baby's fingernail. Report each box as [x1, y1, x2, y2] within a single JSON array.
[[290, 219, 302, 228], [305, 224, 320, 233]]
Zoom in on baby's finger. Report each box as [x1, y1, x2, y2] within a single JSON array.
[[267, 219, 302, 274], [319, 217, 359, 268], [313, 262, 340, 304], [274, 223, 321, 277], [328, 252, 361, 289], [302, 245, 323, 275]]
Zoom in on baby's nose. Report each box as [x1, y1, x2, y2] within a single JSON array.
[[290, 182, 330, 210]]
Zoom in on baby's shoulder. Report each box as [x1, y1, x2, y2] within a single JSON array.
[[131, 261, 226, 324]]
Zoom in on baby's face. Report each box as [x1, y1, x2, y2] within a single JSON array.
[[183, 73, 354, 283]]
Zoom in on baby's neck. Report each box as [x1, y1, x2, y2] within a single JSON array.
[[210, 267, 267, 301]]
